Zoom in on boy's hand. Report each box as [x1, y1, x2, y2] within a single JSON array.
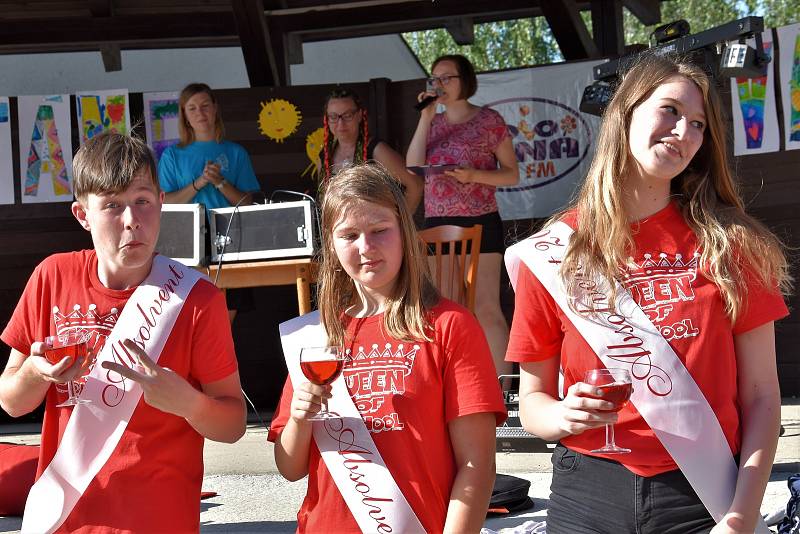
[[27, 341, 85, 384], [101, 339, 202, 419]]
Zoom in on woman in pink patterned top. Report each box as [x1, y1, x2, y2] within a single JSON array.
[[406, 54, 519, 377]]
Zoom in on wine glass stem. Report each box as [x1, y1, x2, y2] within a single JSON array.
[[67, 380, 77, 401], [605, 423, 617, 448], [321, 399, 329, 415]]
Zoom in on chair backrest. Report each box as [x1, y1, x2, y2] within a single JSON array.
[[418, 224, 482, 313]]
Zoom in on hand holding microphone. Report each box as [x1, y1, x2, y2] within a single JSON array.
[[415, 87, 443, 112]]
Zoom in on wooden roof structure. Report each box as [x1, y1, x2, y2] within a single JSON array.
[[0, 0, 667, 85]]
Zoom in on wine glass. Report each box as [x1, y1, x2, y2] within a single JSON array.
[[300, 346, 346, 420], [584, 368, 633, 454], [44, 330, 93, 408]]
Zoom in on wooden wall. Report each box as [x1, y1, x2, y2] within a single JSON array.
[[1, 73, 799, 425]]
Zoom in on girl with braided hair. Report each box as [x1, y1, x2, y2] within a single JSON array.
[[318, 88, 423, 212]]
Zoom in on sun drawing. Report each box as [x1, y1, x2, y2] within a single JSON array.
[[302, 127, 325, 179], [258, 98, 302, 143]]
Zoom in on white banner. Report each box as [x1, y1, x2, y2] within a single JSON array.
[[142, 91, 180, 162], [0, 97, 13, 205], [777, 22, 800, 151], [75, 89, 131, 146], [473, 61, 602, 220], [17, 95, 74, 204], [730, 30, 780, 156]]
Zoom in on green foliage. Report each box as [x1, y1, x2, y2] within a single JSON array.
[[401, 18, 561, 73], [402, 1, 800, 72]]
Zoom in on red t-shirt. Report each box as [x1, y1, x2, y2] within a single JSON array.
[[268, 299, 507, 533], [424, 106, 510, 218], [1, 250, 238, 533], [506, 203, 788, 477]]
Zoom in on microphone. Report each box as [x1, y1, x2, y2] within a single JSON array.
[[414, 88, 443, 111]]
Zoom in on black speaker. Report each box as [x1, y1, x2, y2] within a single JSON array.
[[209, 200, 316, 262]]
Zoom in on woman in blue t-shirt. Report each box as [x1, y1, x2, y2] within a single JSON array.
[[159, 83, 260, 210], [158, 83, 261, 321]]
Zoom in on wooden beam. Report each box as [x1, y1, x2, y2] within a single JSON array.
[[89, 0, 113, 17], [540, 0, 598, 60], [274, 0, 542, 39], [231, 0, 283, 87], [100, 43, 122, 71], [0, 13, 238, 54], [446, 17, 474, 46], [622, 0, 661, 26], [591, 0, 624, 57]]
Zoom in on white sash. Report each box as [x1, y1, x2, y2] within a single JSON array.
[[22, 255, 203, 534], [279, 312, 425, 534], [505, 222, 768, 532]]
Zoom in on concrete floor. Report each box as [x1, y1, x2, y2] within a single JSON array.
[[1, 399, 798, 533]]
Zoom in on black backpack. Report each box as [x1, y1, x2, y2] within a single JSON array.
[[487, 473, 535, 515]]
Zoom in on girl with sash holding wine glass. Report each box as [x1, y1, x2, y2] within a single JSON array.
[[505, 54, 790, 534], [268, 163, 507, 533]]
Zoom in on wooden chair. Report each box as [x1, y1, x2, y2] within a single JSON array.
[[419, 224, 482, 313]]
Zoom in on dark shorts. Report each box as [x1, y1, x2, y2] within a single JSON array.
[[424, 211, 505, 255], [547, 443, 716, 534]]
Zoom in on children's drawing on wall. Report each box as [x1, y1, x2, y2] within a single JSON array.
[[777, 22, 800, 151], [143, 91, 179, 162], [302, 127, 325, 180], [0, 97, 14, 205], [730, 31, 780, 155], [76, 89, 130, 146], [17, 95, 74, 203], [258, 98, 302, 143]]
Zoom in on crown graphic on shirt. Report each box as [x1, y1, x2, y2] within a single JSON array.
[[52, 304, 119, 335], [346, 343, 419, 375], [623, 252, 699, 283]]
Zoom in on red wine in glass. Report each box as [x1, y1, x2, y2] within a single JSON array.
[[300, 346, 345, 420], [584, 368, 633, 454], [44, 331, 93, 408], [597, 382, 633, 413]]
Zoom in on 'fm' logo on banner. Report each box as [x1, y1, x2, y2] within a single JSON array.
[[488, 97, 592, 190]]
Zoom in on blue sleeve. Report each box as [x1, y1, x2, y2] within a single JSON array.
[[229, 144, 260, 192], [157, 147, 181, 193]]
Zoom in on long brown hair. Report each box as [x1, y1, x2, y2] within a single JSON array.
[[177, 83, 225, 146], [558, 54, 790, 322], [317, 163, 439, 348]]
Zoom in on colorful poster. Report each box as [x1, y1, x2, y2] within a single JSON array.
[[473, 61, 602, 220], [75, 89, 130, 146], [143, 91, 180, 162], [730, 31, 780, 155], [0, 97, 13, 205], [17, 94, 74, 204], [777, 22, 800, 151]]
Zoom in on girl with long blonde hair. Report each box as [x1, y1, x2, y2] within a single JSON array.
[[507, 54, 790, 533], [268, 163, 506, 533]]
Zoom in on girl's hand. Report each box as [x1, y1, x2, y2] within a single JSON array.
[[445, 166, 477, 184], [289, 382, 332, 423], [203, 162, 224, 188], [416, 90, 438, 122], [709, 513, 755, 534], [555, 381, 619, 436]]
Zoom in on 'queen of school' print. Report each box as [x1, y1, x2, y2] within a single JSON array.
[[343, 343, 419, 434]]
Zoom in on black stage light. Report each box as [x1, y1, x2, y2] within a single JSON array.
[[719, 41, 769, 77], [579, 81, 614, 116], [651, 19, 691, 45]]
